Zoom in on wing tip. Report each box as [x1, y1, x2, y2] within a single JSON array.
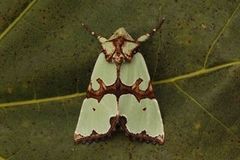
[[74, 133, 84, 143]]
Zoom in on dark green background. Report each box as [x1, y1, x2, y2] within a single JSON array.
[[0, 0, 240, 159]]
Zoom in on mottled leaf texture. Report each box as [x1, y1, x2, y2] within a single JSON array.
[[0, 0, 240, 160]]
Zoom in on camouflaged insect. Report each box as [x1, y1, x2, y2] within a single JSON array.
[[74, 18, 165, 144]]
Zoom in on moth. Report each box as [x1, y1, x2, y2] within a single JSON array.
[[74, 18, 165, 144]]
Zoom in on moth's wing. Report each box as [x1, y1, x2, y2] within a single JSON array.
[[119, 94, 164, 144], [119, 53, 164, 144], [120, 52, 150, 90], [90, 52, 117, 90], [74, 94, 118, 143], [74, 53, 118, 143]]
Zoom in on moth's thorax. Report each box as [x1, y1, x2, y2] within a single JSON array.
[[101, 28, 139, 65], [112, 37, 127, 64]]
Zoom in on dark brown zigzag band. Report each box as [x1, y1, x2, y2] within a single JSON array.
[[86, 77, 155, 102]]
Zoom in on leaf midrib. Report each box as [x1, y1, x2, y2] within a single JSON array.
[[0, 0, 239, 109], [0, 60, 239, 109]]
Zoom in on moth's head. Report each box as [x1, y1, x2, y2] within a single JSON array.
[[82, 18, 165, 64], [100, 27, 139, 64], [109, 27, 134, 41]]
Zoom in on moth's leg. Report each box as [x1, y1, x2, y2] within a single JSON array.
[[81, 23, 107, 43], [137, 17, 165, 42]]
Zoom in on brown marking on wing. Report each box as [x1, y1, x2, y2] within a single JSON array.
[[119, 116, 164, 144], [87, 77, 155, 102], [74, 116, 119, 144]]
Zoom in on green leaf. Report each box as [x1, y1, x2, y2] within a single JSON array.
[[0, 0, 240, 159]]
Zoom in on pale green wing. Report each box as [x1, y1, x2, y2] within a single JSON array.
[[74, 94, 118, 141], [119, 94, 164, 143], [90, 53, 117, 90], [120, 52, 150, 90]]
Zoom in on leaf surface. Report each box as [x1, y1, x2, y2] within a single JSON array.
[[0, 0, 240, 159]]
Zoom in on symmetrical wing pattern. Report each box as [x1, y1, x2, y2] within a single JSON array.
[[75, 19, 165, 144]]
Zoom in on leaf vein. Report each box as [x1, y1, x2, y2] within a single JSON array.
[[174, 82, 239, 140], [153, 61, 240, 85], [0, 155, 6, 160], [203, 1, 240, 67], [0, 0, 38, 42], [0, 92, 86, 109], [0, 61, 239, 109]]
